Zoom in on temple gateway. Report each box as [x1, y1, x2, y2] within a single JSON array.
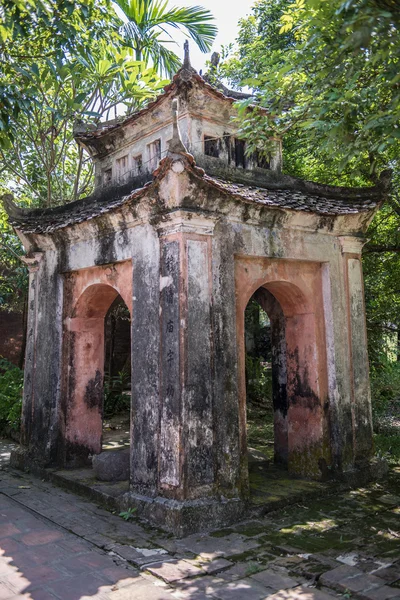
[[4, 47, 389, 534]]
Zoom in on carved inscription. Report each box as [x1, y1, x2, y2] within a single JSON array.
[[160, 241, 180, 486]]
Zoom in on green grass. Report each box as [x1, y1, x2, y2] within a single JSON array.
[[374, 432, 400, 466]]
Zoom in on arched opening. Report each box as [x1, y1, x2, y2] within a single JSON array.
[[245, 288, 288, 472], [63, 283, 131, 468], [236, 265, 330, 488], [102, 296, 131, 453]]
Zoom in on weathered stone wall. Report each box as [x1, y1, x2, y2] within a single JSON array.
[[16, 159, 375, 504], [21, 251, 63, 466], [89, 83, 281, 188]]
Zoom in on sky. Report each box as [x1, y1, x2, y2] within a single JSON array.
[[113, 0, 256, 73], [166, 0, 255, 72]]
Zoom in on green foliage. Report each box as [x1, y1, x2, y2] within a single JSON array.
[[374, 432, 400, 466], [0, 0, 169, 207], [246, 355, 272, 404], [363, 202, 400, 365], [0, 205, 27, 311], [0, 358, 23, 432], [247, 401, 274, 456], [119, 507, 137, 520], [223, 0, 400, 177], [115, 0, 217, 76], [103, 369, 130, 418], [1, 41, 167, 207], [222, 0, 400, 374], [370, 359, 400, 423]]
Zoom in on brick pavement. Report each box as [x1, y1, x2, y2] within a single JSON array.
[[0, 440, 399, 600]]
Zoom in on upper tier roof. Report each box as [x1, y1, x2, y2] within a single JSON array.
[[74, 45, 252, 147]]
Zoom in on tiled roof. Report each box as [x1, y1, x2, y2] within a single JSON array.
[[3, 159, 389, 235], [2, 179, 152, 234], [74, 66, 247, 144], [205, 176, 382, 216]]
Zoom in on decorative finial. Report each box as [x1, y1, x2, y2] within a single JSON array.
[[183, 40, 191, 69], [167, 98, 187, 155]]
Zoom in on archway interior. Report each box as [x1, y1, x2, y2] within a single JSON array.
[[245, 287, 288, 471], [102, 295, 131, 452], [65, 283, 131, 466]]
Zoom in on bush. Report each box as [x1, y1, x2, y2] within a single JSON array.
[[245, 355, 272, 405], [103, 369, 130, 418], [370, 359, 400, 466], [0, 357, 23, 433], [370, 359, 400, 426]]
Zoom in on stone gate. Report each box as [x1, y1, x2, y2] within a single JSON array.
[[4, 47, 389, 534]]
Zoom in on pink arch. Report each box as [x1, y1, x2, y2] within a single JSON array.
[[73, 283, 132, 319]]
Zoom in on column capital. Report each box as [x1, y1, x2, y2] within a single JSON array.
[[21, 252, 44, 273], [338, 236, 365, 255], [156, 210, 217, 237]]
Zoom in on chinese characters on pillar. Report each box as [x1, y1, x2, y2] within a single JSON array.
[[160, 241, 180, 486]]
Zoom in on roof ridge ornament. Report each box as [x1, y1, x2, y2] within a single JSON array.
[[167, 98, 188, 155], [183, 39, 191, 70], [179, 40, 197, 80]]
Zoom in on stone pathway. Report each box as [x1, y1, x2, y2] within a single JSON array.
[[0, 440, 399, 599]]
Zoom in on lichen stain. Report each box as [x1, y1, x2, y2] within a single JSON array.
[[84, 369, 103, 411]]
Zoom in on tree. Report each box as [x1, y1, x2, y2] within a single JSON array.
[[221, 0, 400, 179], [0, 0, 111, 140], [113, 0, 217, 76], [0, 1, 167, 207], [220, 0, 400, 363]]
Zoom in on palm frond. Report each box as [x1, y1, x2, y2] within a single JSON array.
[[113, 0, 217, 73], [150, 5, 217, 52]]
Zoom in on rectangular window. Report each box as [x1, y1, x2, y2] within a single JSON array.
[[133, 154, 143, 175], [255, 150, 270, 170], [235, 138, 246, 168], [147, 139, 161, 171], [204, 135, 219, 158], [103, 168, 112, 185], [116, 155, 129, 179]]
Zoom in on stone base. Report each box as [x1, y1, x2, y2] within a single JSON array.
[[9, 448, 389, 537], [122, 492, 246, 537]]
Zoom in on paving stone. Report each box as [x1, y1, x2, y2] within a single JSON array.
[[319, 564, 363, 587], [264, 587, 339, 600], [111, 543, 172, 567], [104, 582, 173, 600], [172, 574, 225, 594], [0, 581, 16, 600], [176, 532, 260, 559], [58, 554, 111, 577], [251, 568, 300, 590], [0, 524, 20, 538], [373, 565, 400, 584], [337, 573, 384, 593], [46, 572, 111, 599], [320, 565, 391, 597], [218, 562, 265, 582], [212, 577, 273, 600], [23, 587, 59, 600], [20, 529, 65, 546], [200, 558, 233, 575], [146, 559, 204, 583], [360, 587, 400, 600], [100, 565, 141, 587]]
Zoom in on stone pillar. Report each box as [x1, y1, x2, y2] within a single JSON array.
[[130, 225, 161, 496], [19, 253, 44, 450], [340, 236, 374, 463], [129, 215, 246, 533], [157, 213, 215, 501]]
